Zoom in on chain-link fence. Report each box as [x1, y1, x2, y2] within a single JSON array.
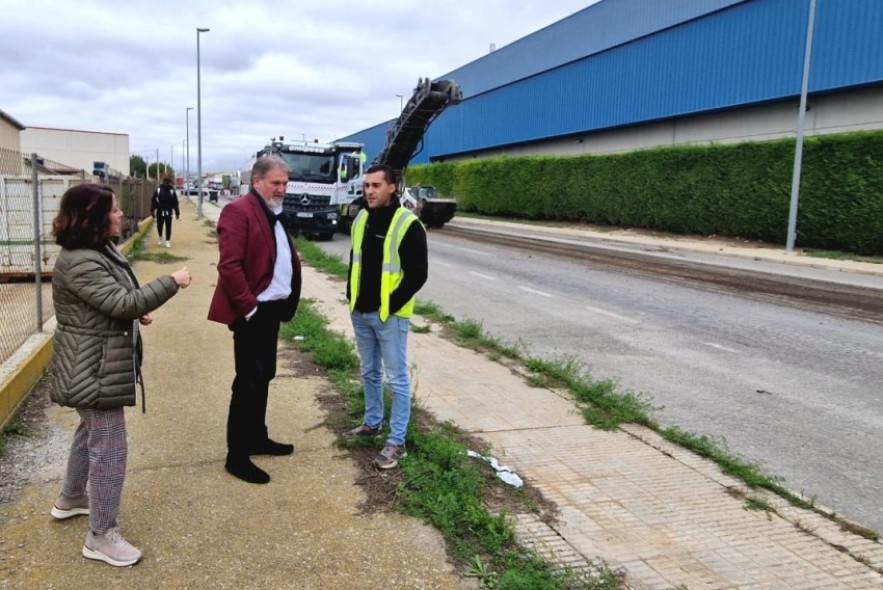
[[0, 147, 155, 365]]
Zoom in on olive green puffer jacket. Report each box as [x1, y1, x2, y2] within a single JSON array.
[[50, 245, 179, 410]]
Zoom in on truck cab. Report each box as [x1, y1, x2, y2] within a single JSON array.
[[240, 139, 364, 240]]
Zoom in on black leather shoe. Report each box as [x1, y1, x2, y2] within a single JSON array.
[[225, 457, 270, 484], [250, 438, 295, 457]]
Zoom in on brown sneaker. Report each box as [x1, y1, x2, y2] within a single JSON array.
[[50, 493, 89, 520], [342, 423, 382, 439], [374, 444, 407, 470], [82, 527, 142, 567]]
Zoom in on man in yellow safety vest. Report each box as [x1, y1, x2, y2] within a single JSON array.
[[342, 164, 428, 469]]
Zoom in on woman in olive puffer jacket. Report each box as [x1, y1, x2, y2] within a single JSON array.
[[48, 183, 191, 567]]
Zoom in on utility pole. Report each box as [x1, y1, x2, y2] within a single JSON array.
[[786, 0, 818, 251]]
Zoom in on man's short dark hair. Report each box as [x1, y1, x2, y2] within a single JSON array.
[[365, 164, 396, 186], [53, 183, 115, 248], [252, 155, 289, 180]]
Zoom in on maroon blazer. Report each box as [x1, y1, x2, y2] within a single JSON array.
[[208, 192, 302, 326]]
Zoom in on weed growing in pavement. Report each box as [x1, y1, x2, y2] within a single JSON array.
[[132, 251, 187, 264], [294, 236, 349, 276], [524, 357, 654, 429], [660, 426, 813, 510], [0, 420, 25, 458], [280, 297, 622, 589], [802, 248, 883, 265], [414, 300, 456, 324], [838, 521, 880, 542], [125, 236, 146, 261], [126, 235, 187, 264]]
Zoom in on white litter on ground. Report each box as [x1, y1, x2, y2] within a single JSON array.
[[466, 450, 524, 488]]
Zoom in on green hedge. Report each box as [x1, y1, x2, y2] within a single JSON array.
[[406, 131, 883, 255]]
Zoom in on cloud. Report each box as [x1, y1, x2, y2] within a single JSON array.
[[0, 0, 599, 172]]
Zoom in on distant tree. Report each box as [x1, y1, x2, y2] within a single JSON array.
[[130, 154, 147, 177], [148, 162, 175, 179]]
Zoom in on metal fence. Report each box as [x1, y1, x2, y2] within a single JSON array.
[[0, 147, 155, 365]]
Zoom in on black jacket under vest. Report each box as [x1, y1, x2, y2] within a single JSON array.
[[347, 198, 428, 315]]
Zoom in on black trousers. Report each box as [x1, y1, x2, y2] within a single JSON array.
[[227, 303, 282, 459], [156, 212, 173, 241]]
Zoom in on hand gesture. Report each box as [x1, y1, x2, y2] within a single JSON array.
[[171, 267, 192, 289], [139, 314, 153, 326]]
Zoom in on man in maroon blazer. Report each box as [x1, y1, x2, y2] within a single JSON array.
[[208, 155, 302, 484]]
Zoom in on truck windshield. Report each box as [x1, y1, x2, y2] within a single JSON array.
[[278, 152, 336, 183]]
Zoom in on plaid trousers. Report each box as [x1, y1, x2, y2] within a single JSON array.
[[60, 408, 128, 534]]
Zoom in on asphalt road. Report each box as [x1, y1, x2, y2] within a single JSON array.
[[316, 222, 883, 535]]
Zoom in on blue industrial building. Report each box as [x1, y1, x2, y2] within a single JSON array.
[[339, 0, 883, 165]]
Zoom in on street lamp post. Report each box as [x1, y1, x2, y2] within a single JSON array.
[[786, 0, 818, 252], [186, 107, 193, 197], [395, 93, 404, 113], [196, 27, 210, 218]]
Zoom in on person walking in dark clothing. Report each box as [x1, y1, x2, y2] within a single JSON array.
[[150, 176, 180, 248], [207, 155, 302, 484]]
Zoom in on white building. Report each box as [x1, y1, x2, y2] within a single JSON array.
[[20, 126, 130, 175]]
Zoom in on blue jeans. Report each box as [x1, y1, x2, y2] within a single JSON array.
[[351, 311, 411, 447]]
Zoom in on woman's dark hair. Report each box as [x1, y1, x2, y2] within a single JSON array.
[[53, 183, 116, 248]]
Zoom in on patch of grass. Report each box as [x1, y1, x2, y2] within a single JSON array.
[[126, 236, 146, 261], [132, 251, 188, 264], [661, 426, 813, 510], [0, 420, 25, 458], [415, 300, 456, 324], [802, 248, 883, 264], [839, 520, 880, 542], [446, 317, 523, 360], [294, 235, 349, 276], [524, 356, 655, 429]]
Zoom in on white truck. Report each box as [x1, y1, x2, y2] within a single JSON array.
[[240, 138, 364, 240]]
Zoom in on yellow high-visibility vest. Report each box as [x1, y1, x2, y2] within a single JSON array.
[[349, 207, 420, 321]]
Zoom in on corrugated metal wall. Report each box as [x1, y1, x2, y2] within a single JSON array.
[[341, 0, 883, 164], [812, 0, 883, 90], [443, 0, 745, 98]]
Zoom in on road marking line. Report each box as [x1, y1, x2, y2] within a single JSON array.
[[584, 305, 639, 323], [469, 271, 497, 281], [440, 243, 489, 256], [518, 286, 553, 297], [702, 342, 740, 353]]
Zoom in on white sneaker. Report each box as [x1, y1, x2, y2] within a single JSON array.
[[82, 527, 142, 567], [50, 493, 89, 519], [165, 240, 171, 248]]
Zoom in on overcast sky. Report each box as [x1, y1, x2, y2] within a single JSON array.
[[1, 0, 599, 174]]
